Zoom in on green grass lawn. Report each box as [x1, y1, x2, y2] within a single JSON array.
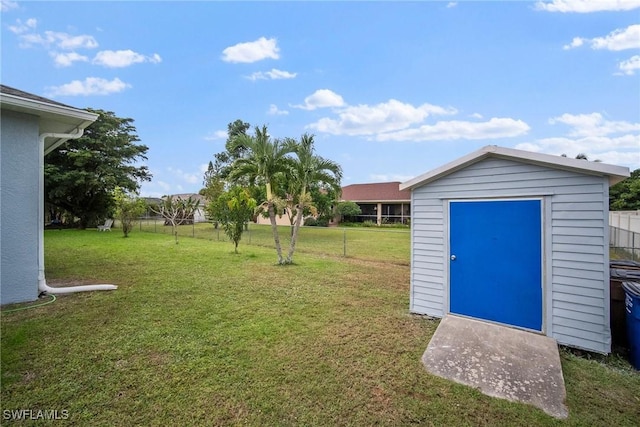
[[1, 230, 639, 426]]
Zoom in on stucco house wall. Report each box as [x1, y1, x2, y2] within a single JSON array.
[[0, 85, 97, 306], [1, 110, 41, 304]]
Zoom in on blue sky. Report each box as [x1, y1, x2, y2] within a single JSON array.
[[2, 0, 639, 197]]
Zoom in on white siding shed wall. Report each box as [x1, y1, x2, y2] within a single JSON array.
[[410, 157, 611, 353]]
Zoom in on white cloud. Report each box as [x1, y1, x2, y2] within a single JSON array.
[[369, 173, 416, 182], [221, 37, 280, 63], [157, 181, 171, 192], [93, 50, 162, 68], [204, 130, 228, 141], [268, 104, 289, 115], [168, 167, 199, 185], [618, 55, 640, 75], [535, 0, 640, 13], [293, 89, 345, 111], [46, 77, 131, 97], [1, 0, 18, 12], [516, 112, 640, 168], [375, 117, 530, 142], [246, 68, 297, 81], [307, 99, 458, 136], [8, 18, 37, 34], [16, 29, 98, 50], [51, 51, 88, 67], [563, 37, 585, 50], [446, 2, 458, 8], [592, 25, 640, 51], [470, 113, 484, 119], [548, 113, 640, 137], [564, 25, 640, 51]]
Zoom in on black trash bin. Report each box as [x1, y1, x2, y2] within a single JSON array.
[[622, 281, 640, 370], [609, 261, 640, 348]]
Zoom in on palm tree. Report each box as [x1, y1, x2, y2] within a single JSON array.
[[286, 133, 342, 264], [228, 125, 293, 264]]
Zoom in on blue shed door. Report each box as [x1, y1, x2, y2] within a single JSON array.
[[449, 199, 542, 331]]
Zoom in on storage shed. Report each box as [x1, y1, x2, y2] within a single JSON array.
[[400, 145, 630, 354]]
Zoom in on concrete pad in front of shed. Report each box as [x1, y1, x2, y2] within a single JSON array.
[[422, 315, 568, 419]]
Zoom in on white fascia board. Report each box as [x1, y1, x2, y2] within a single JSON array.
[[0, 92, 98, 123]]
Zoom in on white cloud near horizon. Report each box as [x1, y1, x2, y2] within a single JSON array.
[[204, 130, 228, 141], [515, 112, 640, 168], [93, 50, 162, 68], [309, 99, 459, 136], [618, 55, 640, 75], [221, 37, 280, 63], [293, 89, 345, 110], [564, 25, 640, 51], [375, 117, 530, 142], [549, 113, 640, 137], [167, 167, 199, 185], [446, 2, 458, 8], [268, 104, 289, 115], [246, 68, 297, 81], [535, 0, 640, 13], [369, 173, 416, 182], [46, 77, 131, 97]]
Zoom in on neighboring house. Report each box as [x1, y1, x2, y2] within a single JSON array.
[[168, 193, 207, 223], [254, 207, 297, 226], [1, 85, 98, 305], [340, 182, 411, 225], [400, 145, 630, 354]]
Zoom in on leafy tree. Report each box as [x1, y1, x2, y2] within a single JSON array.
[[113, 187, 146, 237], [45, 109, 151, 228], [149, 195, 200, 244], [610, 169, 640, 210], [309, 184, 340, 225], [336, 201, 362, 222], [228, 125, 294, 264], [210, 186, 257, 253], [210, 119, 252, 181], [285, 134, 342, 263]]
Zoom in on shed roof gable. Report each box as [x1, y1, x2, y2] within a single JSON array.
[[400, 145, 630, 190]]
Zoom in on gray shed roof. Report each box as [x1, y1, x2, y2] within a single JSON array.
[[400, 145, 630, 191]]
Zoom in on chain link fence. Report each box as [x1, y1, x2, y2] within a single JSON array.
[[610, 225, 640, 261], [135, 218, 411, 264]]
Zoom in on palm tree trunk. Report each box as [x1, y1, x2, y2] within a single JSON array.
[[286, 202, 304, 263], [268, 200, 284, 264]]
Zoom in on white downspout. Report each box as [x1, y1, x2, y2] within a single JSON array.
[[38, 130, 117, 294]]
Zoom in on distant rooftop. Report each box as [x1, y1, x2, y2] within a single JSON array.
[[341, 182, 410, 202]]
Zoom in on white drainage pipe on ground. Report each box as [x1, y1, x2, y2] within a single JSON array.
[[39, 130, 117, 295]]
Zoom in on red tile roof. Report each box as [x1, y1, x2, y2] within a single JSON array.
[[341, 182, 410, 202]]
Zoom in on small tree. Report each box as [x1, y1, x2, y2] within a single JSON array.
[[211, 186, 257, 253], [149, 195, 200, 244], [336, 201, 362, 222], [113, 187, 146, 237]]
